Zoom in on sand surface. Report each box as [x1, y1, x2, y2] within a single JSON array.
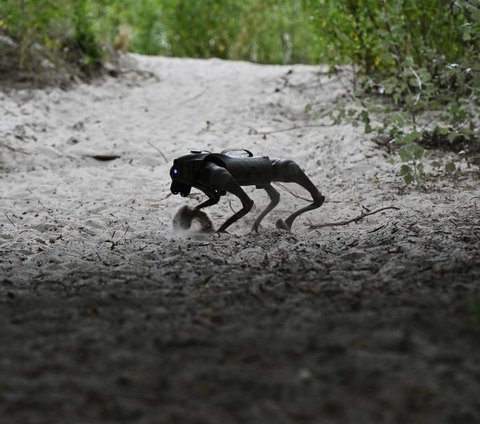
[[1, 55, 480, 423]]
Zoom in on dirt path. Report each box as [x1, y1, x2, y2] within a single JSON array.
[[1, 55, 480, 424]]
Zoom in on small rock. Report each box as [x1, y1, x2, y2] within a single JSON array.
[[67, 136, 80, 145], [297, 368, 313, 382]]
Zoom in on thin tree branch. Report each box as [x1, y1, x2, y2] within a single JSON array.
[[147, 141, 168, 163], [110, 225, 130, 250], [248, 123, 331, 136], [307, 206, 400, 231], [178, 87, 208, 106], [3, 211, 16, 228]]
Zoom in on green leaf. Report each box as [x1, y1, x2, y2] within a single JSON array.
[[400, 164, 412, 176], [399, 147, 412, 162], [359, 110, 369, 122], [445, 162, 456, 173], [403, 174, 414, 186], [333, 115, 342, 125], [412, 144, 424, 160], [405, 131, 421, 144], [448, 132, 458, 144], [437, 127, 450, 136], [416, 162, 425, 176]]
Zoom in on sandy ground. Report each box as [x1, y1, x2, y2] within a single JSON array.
[[1, 55, 480, 424]]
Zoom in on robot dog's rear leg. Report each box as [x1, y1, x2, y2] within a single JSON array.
[[252, 184, 280, 232], [273, 160, 325, 231]]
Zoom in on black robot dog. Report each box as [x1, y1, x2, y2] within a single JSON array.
[[170, 149, 325, 232]]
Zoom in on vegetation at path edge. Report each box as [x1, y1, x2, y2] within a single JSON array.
[[0, 0, 478, 186]]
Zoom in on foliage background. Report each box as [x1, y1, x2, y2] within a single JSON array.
[[0, 0, 479, 184], [1, 0, 475, 69]]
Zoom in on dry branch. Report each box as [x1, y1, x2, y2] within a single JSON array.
[[3, 211, 16, 228], [147, 141, 168, 163], [307, 206, 400, 231], [248, 123, 330, 136]]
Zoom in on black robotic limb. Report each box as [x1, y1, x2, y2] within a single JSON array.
[[271, 159, 325, 231], [203, 162, 254, 233], [193, 184, 220, 211], [252, 184, 280, 232]]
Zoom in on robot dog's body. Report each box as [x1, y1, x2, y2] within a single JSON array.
[[170, 150, 325, 232]]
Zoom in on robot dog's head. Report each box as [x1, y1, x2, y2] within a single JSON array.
[[170, 152, 209, 197]]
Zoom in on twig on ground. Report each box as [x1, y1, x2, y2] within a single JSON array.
[[3, 211, 16, 228], [307, 206, 400, 231], [96, 252, 111, 266], [110, 225, 130, 250], [248, 123, 330, 137], [246, 106, 338, 138], [178, 87, 208, 106], [368, 224, 387, 233], [0, 142, 30, 155], [147, 141, 168, 163], [227, 198, 236, 213], [120, 225, 130, 241]]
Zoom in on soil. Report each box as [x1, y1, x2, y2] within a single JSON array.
[[1, 55, 480, 424]]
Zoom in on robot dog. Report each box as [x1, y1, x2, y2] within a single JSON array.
[[170, 149, 324, 232]]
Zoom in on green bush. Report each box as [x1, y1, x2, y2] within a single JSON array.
[[0, 0, 102, 76], [85, 0, 164, 55], [304, 0, 469, 75], [70, 0, 103, 71], [85, 0, 315, 64], [159, 0, 315, 63], [1, 0, 477, 72], [303, 0, 479, 187]]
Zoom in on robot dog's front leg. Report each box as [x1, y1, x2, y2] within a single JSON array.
[[172, 183, 219, 232], [201, 162, 254, 232], [193, 184, 221, 211]]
